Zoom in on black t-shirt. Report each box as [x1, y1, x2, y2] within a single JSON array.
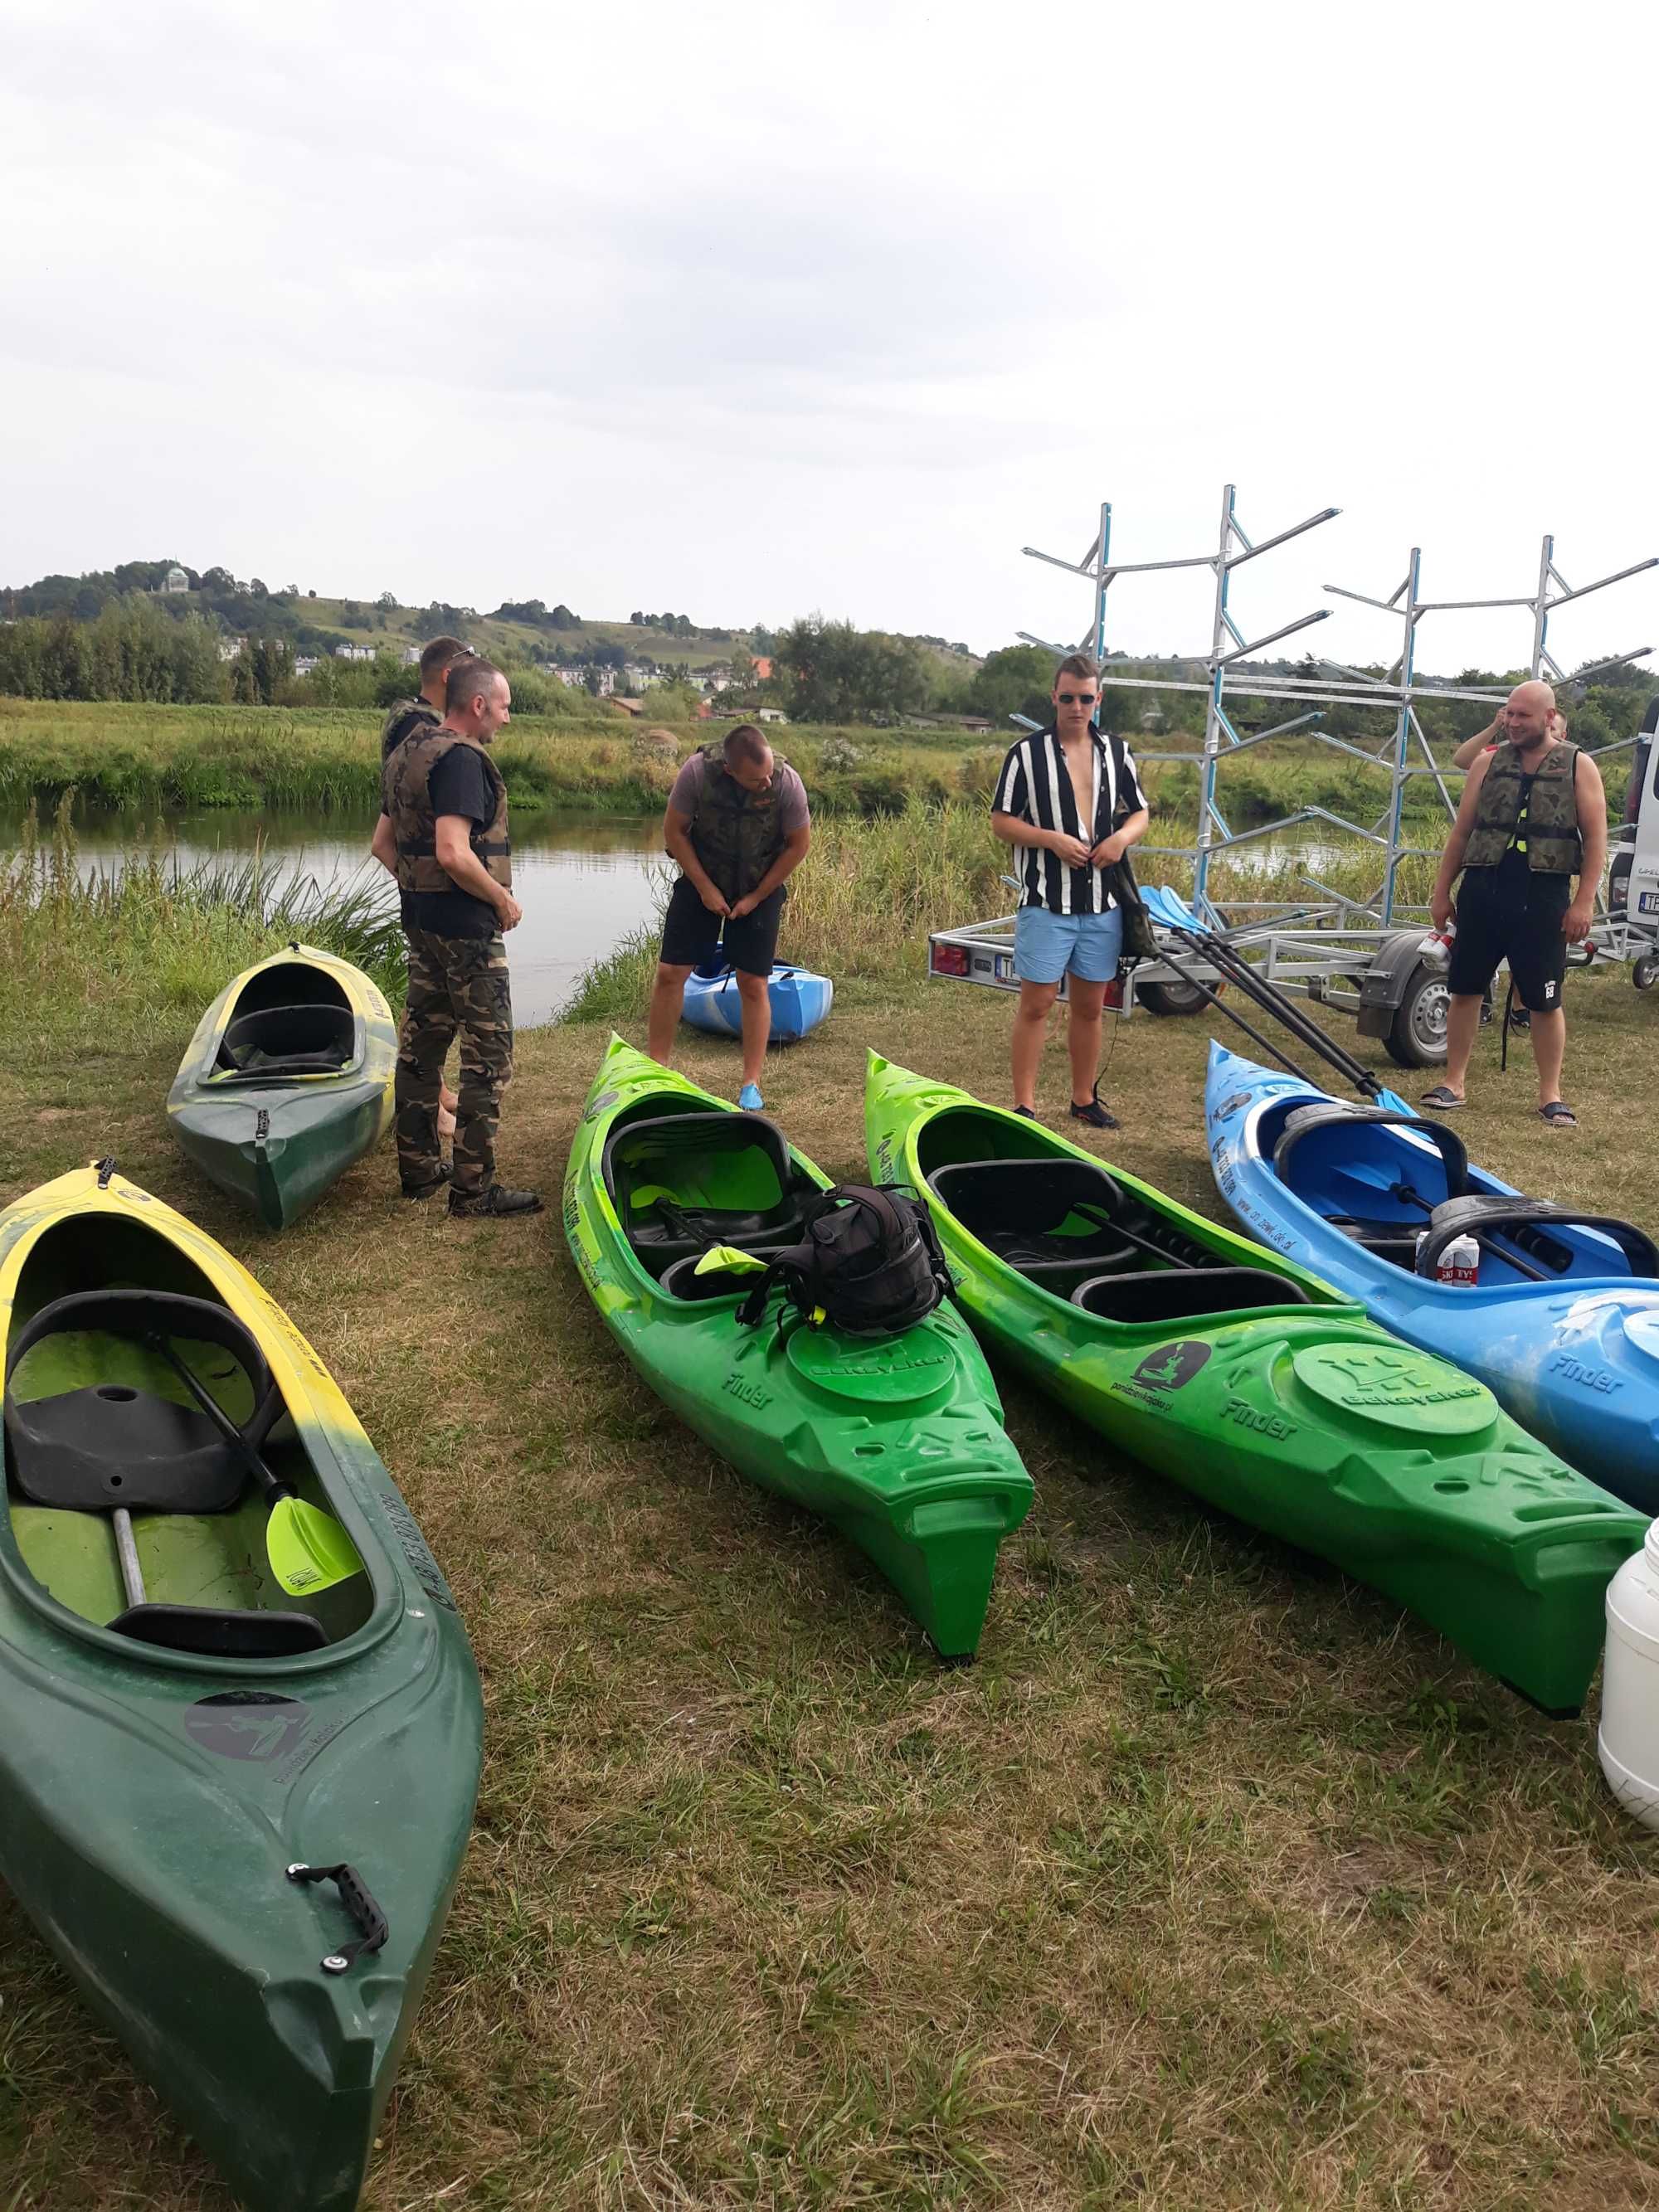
[[401, 747, 501, 940]]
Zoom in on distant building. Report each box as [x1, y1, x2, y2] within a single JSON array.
[[752, 656, 773, 683], [216, 637, 246, 663], [294, 656, 319, 676], [333, 643, 376, 662], [163, 566, 189, 595], [401, 645, 421, 666], [621, 663, 653, 691]]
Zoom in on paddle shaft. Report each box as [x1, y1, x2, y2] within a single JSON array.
[[112, 1508, 146, 1609], [149, 1337, 293, 1507]]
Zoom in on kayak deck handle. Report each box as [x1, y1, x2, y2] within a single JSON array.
[[287, 1860, 390, 1974]]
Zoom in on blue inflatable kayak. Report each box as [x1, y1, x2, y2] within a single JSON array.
[[680, 961, 832, 1043], [1204, 1042, 1659, 1513]]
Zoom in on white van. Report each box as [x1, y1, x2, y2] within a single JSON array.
[[1607, 694, 1659, 988]]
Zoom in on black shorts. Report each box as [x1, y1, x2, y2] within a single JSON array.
[[659, 875, 785, 976], [1447, 863, 1571, 1011]]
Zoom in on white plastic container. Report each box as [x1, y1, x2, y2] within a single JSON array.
[[1598, 1524, 1659, 1831], [1417, 926, 1455, 970], [1435, 1232, 1479, 1286]]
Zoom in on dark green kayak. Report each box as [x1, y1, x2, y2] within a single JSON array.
[[168, 943, 397, 1229], [0, 1163, 481, 2211], [866, 1053, 1645, 1714], [564, 1037, 1034, 1655]]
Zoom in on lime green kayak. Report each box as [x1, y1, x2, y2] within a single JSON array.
[[168, 943, 397, 1229], [564, 1038, 1034, 1655], [0, 1163, 481, 2210], [865, 1053, 1644, 1714]]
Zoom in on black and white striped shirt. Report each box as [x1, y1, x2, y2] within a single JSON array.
[[990, 723, 1147, 914]]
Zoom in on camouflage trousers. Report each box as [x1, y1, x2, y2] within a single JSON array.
[[396, 928, 513, 1195]]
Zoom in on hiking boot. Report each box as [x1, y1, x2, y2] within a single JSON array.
[[401, 1164, 452, 1199], [448, 1183, 544, 1219], [1069, 1098, 1121, 1130]]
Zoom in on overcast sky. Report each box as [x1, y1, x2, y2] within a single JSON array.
[[5, 0, 1657, 678]]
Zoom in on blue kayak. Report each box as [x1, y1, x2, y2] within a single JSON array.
[[1204, 1042, 1659, 1513], [680, 961, 832, 1043]]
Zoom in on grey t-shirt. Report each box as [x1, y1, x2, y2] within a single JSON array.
[[667, 752, 810, 834]]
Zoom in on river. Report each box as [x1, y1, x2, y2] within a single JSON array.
[[5, 806, 666, 1028]]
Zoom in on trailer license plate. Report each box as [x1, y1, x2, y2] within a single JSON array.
[[994, 953, 1015, 980], [1640, 891, 1659, 916]]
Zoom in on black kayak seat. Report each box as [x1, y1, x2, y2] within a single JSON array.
[[1272, 1103, 1470, 1202], [1073, 1266, 1312, 1325], [1415, 1197, 1659, 1282], [927, 1157, 1214, 1279], [603, 1111, 818, 1275], [5, 1291, 280, 1513], [216, 1003, 357, 1077], [4, 1290, 321, 1660]]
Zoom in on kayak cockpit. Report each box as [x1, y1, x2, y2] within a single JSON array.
[[2, 1210, 373, 1657], [918, 1114, 1317, 1321], [1267, 1099, 1659, 1290], [601, 1104, 821, 1291], [211, 960, 359, 1082]]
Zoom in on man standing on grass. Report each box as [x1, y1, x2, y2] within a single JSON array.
[[372, 633, 470, 1135], [646, 723, 811, 1110], [372, 659, 542, 1216], [1422, 678, 1606, 1127], [990, 654, 1151, 1128]]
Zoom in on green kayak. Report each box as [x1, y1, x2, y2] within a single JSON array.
[[0, 1162, 482, 2211], [865, 1053, 1645, 1714], [168, 942, 397, 1229], [565, 1037, 1034, 1655]]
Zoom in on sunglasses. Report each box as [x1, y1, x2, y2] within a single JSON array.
[[1056, 691, 1097, 706]]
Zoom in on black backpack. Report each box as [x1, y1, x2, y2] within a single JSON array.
[[737, 1184, 951, 1338]]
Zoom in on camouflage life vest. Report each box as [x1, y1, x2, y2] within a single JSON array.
[[380, 696, 438, 765], [384, 728, 512, 897], [1464, 742, 1583, 875], [684, 745, 792, 902]]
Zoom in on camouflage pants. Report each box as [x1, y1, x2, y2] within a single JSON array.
[[396, 928, 513, 1194]]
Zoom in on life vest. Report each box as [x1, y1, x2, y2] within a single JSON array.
[[1464, 742, 1583, 875], [684, 746, 792, 902], [383, 728, 512, 897], [380, 697, 438, 765]]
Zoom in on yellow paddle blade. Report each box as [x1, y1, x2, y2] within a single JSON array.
[[267, 1496, 364, 1597], [693, 1243, 769, 1276]]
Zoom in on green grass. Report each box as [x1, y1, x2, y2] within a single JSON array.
[[2, 829, 1658, 2208]]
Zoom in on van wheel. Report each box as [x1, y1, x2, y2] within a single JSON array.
[[1635, 954, 1659, 992], [1384, 962, 1449, 1067]]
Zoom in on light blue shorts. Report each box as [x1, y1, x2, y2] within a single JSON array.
[[1014, 904, 1124, 986]]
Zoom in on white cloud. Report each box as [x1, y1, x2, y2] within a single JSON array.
[[2, 0, 1656, 670]]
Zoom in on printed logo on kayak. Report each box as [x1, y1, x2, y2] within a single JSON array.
[[186, 1692, 312, 1762], [1131, 1341, 1213, 1393], [873, 1133, 897, 1185], [1209, 1091, 1253, 1125], [1550, 1354, 1623, 1395], [583, 1087, 621, 1123]]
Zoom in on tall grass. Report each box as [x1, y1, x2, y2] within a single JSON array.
[[562, 805, 1443, 1023], [0, 801, 405, 1047]]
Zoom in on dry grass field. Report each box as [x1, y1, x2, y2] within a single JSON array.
[[2, 950, 1657, 2210]]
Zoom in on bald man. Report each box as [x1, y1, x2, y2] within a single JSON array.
[[1423, 680, 1607, 1125]]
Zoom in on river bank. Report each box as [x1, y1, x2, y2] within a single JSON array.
[[2, 695, 1583, 830], [1, 926, 1655, 2208]]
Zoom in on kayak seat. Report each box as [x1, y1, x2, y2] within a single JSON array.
[[659, 1246, 791, 1303], [1073, 1267, 1311, 1324], [5, 1290, 280, 1514], [927, 1159, 1212, 1281], [109, 1602, 327, 1657], [604, 1111, 819, 1277], [1327, 1218, 1423, 1267], [1416, 1198, 1659, 1282], [217, 1004, 357, 1077], [1273, 1103, 1470, 1204]]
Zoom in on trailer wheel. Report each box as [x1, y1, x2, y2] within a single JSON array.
[[1384, 961, 1449, 1067], [1635, 954, 1659, 993], [1137, 976, 1216, 1018]]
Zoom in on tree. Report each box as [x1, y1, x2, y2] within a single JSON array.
[[771, 615, 932, 724], [377, 590, 397, 611], [549, 604, 578, 630], [967, 644, 1059, 729], [249, 578, 270, 600]]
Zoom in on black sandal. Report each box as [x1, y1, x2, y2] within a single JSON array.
[[1539, 1101, 1578, 1128]]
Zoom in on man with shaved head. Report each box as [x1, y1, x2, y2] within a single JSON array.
[[1423, 679, 1607, 1125]]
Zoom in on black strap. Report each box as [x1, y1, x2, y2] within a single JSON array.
[[1273, 1103, 1469, 1199], [1415, 1198, 1658, 1281]]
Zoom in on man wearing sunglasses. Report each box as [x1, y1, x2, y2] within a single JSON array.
[[990, 654, 1151, 1126]]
